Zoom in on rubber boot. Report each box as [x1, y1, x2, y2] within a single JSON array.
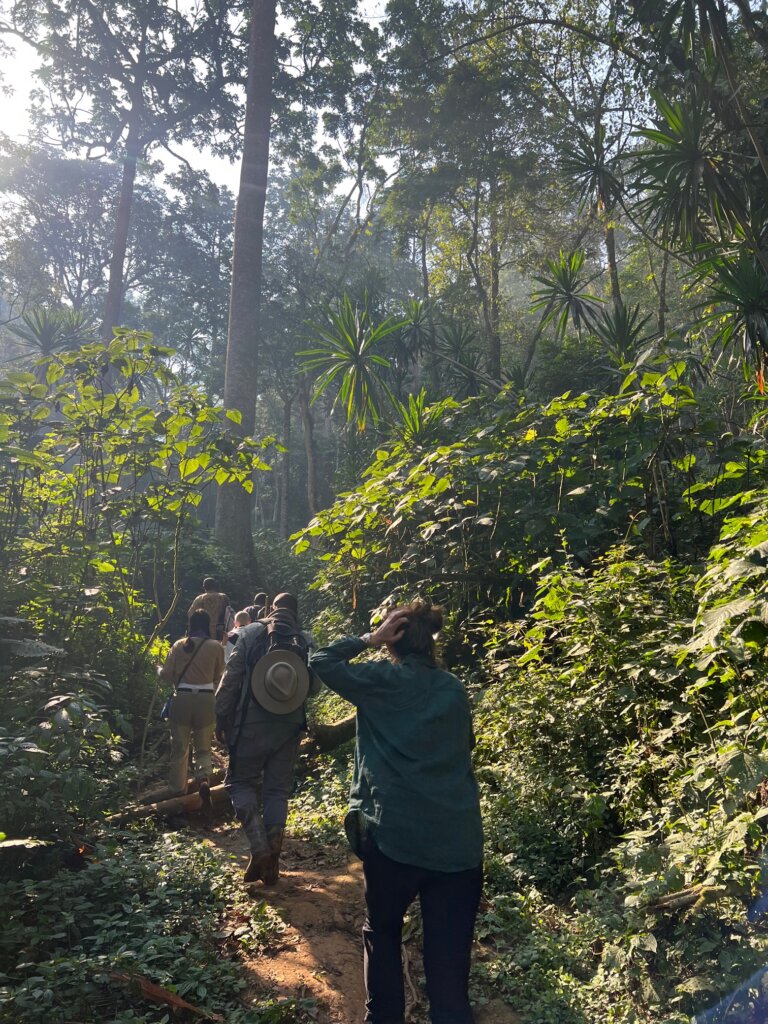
[[243, 848, 271, 884], [262, 826, 285, 886]]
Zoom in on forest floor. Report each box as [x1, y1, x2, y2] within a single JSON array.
[[201, 821, 521, 1024], [208, 823, 367, 1023]]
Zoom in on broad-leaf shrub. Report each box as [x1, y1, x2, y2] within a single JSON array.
[[0, 829, 297, 1024], [1, 332, 268, 657], [297, 382, 768, 1020], [295, 361, 766, 624], [476, 494, 768, 1020], [0, 664, 124, 842]]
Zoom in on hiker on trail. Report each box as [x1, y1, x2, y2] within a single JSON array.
[[159, 609, 225, 804], [310, 600, 483, 1024], [215, 592, 316, 885], [246, 591, 268, 622], [188, 577, 231, 642], [225, 610, 252, 663]]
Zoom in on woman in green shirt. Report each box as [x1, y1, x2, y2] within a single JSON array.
[[310, 601, 483, 1024]]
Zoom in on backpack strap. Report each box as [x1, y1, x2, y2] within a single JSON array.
[[173, 637, 213, 688]]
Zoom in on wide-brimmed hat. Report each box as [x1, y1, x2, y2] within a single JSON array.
[[251, 649, 310, 714]]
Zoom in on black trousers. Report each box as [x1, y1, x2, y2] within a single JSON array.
[[361, 839, 483, 1024]]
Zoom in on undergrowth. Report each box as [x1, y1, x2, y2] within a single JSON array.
[[0, 827, 313, 1024]]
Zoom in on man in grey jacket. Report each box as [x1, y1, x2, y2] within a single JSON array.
[[215, 593, 315, 884]]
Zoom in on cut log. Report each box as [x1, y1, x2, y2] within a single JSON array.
[[118, 718, 356, 820], [108, 784, 230, 824], [136, 772, 224, 805]]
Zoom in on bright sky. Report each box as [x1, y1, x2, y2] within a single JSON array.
[[3, 35, 240, 194], [2, 1, 389, 195]]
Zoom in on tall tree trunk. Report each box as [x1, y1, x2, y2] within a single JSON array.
[[465, 178, 499, 384], [101, 114, 142, 342], [658, 249, 669, 336], [210, 223, 226, 391], [420, 204, 440, 394], [279, 395, 292, 539], [215, 0, 277, 562], [299, 382, 319, 516], [604, 216, 623, 315], [488, 187, 501, 380]]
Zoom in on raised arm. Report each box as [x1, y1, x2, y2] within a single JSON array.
[[310, 612, 408, 706]]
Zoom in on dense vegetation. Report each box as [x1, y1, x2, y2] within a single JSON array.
[[1, 0, 767, 1020]]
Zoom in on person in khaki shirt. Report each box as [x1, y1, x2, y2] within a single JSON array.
[[159, 609, 225, 800], [188, 577, 230, 641]]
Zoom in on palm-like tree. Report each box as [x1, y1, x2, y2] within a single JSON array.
[[398, 298, 438, 363], [592, 304, 658, 368], [562, 123, 625, 311], [8, 308, 95, 357], [698, 252, 768, 365], [437, 322, 492, 398], [390, 389, 459, 449], [531, 251, 603, 339], [300, 294, 404, 432], [631, 89, 739, 247]]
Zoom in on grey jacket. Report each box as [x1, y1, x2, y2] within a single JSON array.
[[215, 621, 319, 741]]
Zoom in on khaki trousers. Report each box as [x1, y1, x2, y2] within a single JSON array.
[[167, 689, 215, 794]]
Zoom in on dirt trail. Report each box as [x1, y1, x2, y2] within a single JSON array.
[[205, 823, 521, 1024], [209, 825, 368, 1023]]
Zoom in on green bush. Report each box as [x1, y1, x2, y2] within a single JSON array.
[[0, 664, 124, 842], [0, 829, 305, 1024]]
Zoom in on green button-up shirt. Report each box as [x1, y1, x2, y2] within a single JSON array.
[[310, 636, 483, 872]]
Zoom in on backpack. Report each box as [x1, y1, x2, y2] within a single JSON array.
[[243, 610, 306, 667], [228, 613, 309, 764]]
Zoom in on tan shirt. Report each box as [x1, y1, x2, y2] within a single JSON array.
[[188, 591, 229, 638], [160, 636, 225, 689]]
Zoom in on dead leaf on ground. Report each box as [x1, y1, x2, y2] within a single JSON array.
[[110, 971, 224, 1021]]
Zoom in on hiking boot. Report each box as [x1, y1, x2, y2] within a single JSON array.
[[198, 778, 212, 812], [243, 851, 271, 884], [262, 826, 285, 886]]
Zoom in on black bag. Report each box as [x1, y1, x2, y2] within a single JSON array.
[[260, 611, 309, 665]]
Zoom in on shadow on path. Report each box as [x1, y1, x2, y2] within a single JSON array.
[[207, 825, 367, 1024], [204, 824, 524, 1024]]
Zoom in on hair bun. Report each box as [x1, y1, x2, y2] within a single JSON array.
[[427, 606, 443, 632]]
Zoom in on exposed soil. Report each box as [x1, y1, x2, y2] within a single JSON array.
[[205, 823, 522, 1024], [209, 824, 368, 1023]]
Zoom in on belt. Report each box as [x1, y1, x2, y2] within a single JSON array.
[[177, 684, 215, 693]]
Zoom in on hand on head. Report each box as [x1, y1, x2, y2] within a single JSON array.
[[366, 610, 409, 648]]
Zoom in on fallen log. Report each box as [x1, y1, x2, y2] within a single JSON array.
[[108, 784, 230, 824], [111, 972, 223, 1020], [117, 717, 356, 820], [136, 771, 224, 805]]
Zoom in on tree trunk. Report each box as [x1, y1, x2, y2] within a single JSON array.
[[299, 381, 319, 516], [658, 248, 669, 336], [101, 115, 143, 342], [488, 189, 501, 380], [279, 395, 292, 539], [465, 178, 498, 381], [215, 0, 277, 562], [420, 204, 440, 394], [108, 783, 230, 823], [604, 217, 623, 315], [311, 713, 357, 751]]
